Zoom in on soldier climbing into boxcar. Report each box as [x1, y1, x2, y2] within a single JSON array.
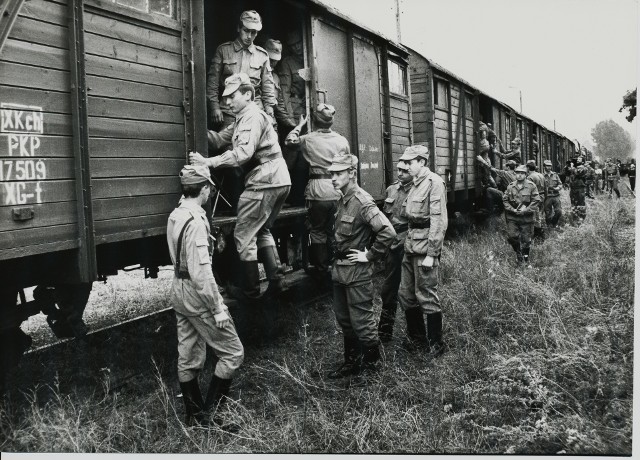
[[543, 159, 563, 229], [491, 159, 517, 192], [526, 160, 546, 240], [326, 154, 395, 382], [397, 145, 449, 358], [191, 72, 291, 304], [167, 165, 244, 429], [206, 10, 277, 212], [498, 137, 522, 164], [502, 165, 541, 266], [377, 161, 413, 343], [285, 104, 350, 281]]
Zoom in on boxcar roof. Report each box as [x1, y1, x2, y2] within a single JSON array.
[[308, 0, 408, 56]]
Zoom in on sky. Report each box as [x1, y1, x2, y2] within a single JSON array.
[[320, 0, 638, 151]]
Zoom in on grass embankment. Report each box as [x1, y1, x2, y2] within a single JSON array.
[[1, 190, 634, 454]]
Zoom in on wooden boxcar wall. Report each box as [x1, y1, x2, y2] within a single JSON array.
[[0, 0, 78, 260], [83, 0, 185, 245], [387, 59, 412, 175], [408, 53, 433, 158]]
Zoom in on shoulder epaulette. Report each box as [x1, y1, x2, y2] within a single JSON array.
[[254, 45, 269, 56]]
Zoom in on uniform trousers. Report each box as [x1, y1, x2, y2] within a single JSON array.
[[380, 244, 404, 311], [306, 199, 337, 244], [544, 195, 562, 226], [533, 195, 546, 229], [607, 177, 620, 194], [175, 310, 244, 382], [570, 187, 586, 219], [505, 217, 534, 250], [331, 262, 378, 348], [397, 254, 442, 315], [235, 185, 290, 261]]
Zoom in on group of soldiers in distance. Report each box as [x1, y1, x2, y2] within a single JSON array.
[[476, 120, 634, 266], [165, 10, 448, 431]]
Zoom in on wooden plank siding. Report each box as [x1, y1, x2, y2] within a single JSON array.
[[0, 0, 79, 260], [83, 5, 186, 242]]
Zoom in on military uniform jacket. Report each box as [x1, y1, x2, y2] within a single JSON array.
[[628, 163, 636, 178], [272, 73, 295, 129], [569, 165, 587, 188], [527, 171, 546, 199], [167, 200, 225, 317], [402, 168, 448, 257], [605, 163, 620, 178], [585, 165, 595, 183], [208, 102, 291, 190], [502, 179, 541, 223], [383, 181, 412, 250], [493, 168, 516, 189], [334, 183, 395, 266], [285, 128, 349, 201], [278, 55, 305, 113], [543, 170, 562, 197], [206, 39, 276, 114]]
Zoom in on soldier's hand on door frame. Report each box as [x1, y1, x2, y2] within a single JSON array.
[[212, 108, 223, 124]]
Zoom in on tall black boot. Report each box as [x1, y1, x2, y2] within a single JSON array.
[[228, 261, 262, 302], [349, 343, 381, 386], [426, 312, 446, 359], [377, 303, 396, 343], [203, 374, 238, 430], [258, 246, 287, 295], [179, 379, 206, 427], [522, 247, 531, 265], [402, 307, 427, 351], [328, 336, 361, 379]]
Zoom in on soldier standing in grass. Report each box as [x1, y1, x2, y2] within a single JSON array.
[[327, 154, 395, 381], [526, 160, 546, 240], [502, 165, 541, 265], [627, 159, 636, 192], [542, 159, 563, 228], [397, 145, 448, 357], [568, 157, 588, 224], [378, 161, 413, 343], [167, 165, 244, 427], [605, 158, 621, 198], [191, 72, 291, 303], [285, 104, 349, 280]]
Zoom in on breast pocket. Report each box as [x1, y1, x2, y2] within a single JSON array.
[[222, 59, 238, 77], [408, 194, 428, 218], [521, 190, 532, 205], [233, 127, 252, 147], [337, 215, 355, 236], [383, 196, 395, 214], [248, 57, 263, 83]]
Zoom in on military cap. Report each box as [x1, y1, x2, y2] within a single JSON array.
[[222, 72, 251, 97], [240, 10, 262, 31], [511, 137, 522, 144], [315, 103, 335, 124], [399, 145, 430, 162], [543, 159, 552, 166], [506, 159, 517, 166], [264, 39, 282, 60], [515, 165, 528, 173], [328, 154, 358, 172], [180, 164, 215, 186]]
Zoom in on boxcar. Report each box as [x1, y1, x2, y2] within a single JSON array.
[[0, 0, 411, 358]]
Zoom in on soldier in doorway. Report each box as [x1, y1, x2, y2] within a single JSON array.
[[498, 137, 522, 164], [263, 38, 296, 134], [279, 29, 307, 120]]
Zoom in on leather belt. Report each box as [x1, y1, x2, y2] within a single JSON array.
[[409, 221, 430, 230], [393, 223, 408, 233], [309, 173, 332, 179]]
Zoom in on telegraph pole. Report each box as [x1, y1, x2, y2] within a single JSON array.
[[395, 0, 402, 42]]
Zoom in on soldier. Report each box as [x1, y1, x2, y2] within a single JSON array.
[[526, 160, 546, 239], [476, 153, 502, 213], [279, 29, 306, 120], [326, 154, 395, 380], [584, 161, 596, 199], [190, 73, 291, 302], [167, 165, 244, 427], [285, 104, 349, 278], [263, 38, 296, 134], [594, 163, 604, 195], [498, 138, 522, 164], [542, 159, 563, 228], [568, 157, 588, 224], [491, 159, 517, 191], [502, 165, 541, 265], [628, 159, 636, 192], [377, 161, 413, 342], [206, 10, 276, 129], [605, 158, 621, 198], [532, 134, 540, 157], [397, 145, 448, 357]]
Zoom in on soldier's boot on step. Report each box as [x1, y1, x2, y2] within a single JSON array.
[[258, 246, 287, 296]]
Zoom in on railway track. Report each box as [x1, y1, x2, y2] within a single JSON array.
[[1, 270, 331, 398]]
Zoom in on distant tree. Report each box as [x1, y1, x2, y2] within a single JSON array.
[[591, 119, 635, 160], [619, 88, 636, 122]]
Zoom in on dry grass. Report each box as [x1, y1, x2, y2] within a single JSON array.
[[0, 188, 634, 454]]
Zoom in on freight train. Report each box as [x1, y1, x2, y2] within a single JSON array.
[[0, 0, 575, 369]]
